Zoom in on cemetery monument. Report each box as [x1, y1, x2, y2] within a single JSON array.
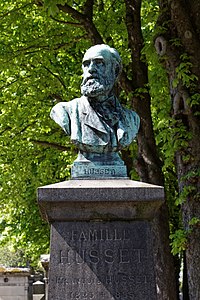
[[38, 44, 164, 300]]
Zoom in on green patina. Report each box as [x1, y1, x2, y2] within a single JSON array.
[[50, 44, 140, 179]]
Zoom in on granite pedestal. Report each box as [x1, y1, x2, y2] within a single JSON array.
[[38, 180, 164, 300]]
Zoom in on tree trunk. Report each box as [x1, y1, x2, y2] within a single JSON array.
[[156, 1, 200, 298], [124, 1, 177, 298]]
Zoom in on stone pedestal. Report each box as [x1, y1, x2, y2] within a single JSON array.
[[38, 180, 164, 300]]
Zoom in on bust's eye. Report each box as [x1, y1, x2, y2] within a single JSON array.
[[83, 60, 90, 67], [95, 59, 104, 65]]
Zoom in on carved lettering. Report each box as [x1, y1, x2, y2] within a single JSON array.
[[59, 248, 143, 265], [83, 168, 116, 176], [119, 249, 130, 263], [69, 291, 95, 299], [104, 249, 114, 263], [89, 250, 99, 264], [123, 229, 130, 240], [69, 229, 130, 241], [72, 230, 78, 241], [60, 250, 70, 264], [75, 249, 85, 264], [105, 169, 109, 174], [89, 230, 98, 241], [105, 274, 147, 285], [56, 276, 102, 286], [79, 231, 87, 241], [56, 274, 147, 286], [105, 229, 112, 240], [114, 229, 121, 240], [100, 229, 104, 241]]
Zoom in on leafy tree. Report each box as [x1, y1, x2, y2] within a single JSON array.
[[0, 0, 176, 298], [0, 0, 75, 267], [155, 0, 200, 298], [0, 245, 27, 267], [1, 0, 199, 298]]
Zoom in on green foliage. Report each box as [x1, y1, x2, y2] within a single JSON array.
[[189, 217, 200, 226], [0, 245, 27, 267], [175, 185, 197, 205], [170, 229, 187, 255], [173, 53, 198, 89], [141, 1, 185, 257], [0, 0, 198, 269], [0, 0, 132, 267], [0, 0, 77, 266], [187, 93, 200, 115], [170, 216, 200, 256]]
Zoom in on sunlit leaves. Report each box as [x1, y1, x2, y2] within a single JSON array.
[[0, 0, 191, 268], [0, 0, 76, 266]]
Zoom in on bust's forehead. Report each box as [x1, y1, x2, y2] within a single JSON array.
[[83, 46, 111, 62]]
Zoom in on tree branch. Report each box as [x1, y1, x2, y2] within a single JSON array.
[[0, 79, 18, 91], [83, 0, 94, 20], [50, 16, 82, 27], [170, 0, 200, 90], [118, 70, 134, 94], [0, 126, 12, 135], [57, 3, 86, 22], [57, 3, 103, 44], [43, 66, 66, 89], [49, 93, 64, 103], [0, 2, 33, 19], [125, 0, 148, 88]]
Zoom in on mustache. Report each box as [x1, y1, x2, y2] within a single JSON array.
[[81, 75, 100, 86]]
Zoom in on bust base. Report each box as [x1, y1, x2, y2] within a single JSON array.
[[71, 164, 127, 179], [71, 151, 127, 179]]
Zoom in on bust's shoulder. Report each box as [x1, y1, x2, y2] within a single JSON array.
[[122, 106, 140, 129], [122, 105, 139, 118], [51, 98, 81, 114], [54, 98, 80, 108]]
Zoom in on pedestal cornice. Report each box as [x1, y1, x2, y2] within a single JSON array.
[[38, 179, 164, 222]]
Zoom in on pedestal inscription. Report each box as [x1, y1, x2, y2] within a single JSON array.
[[71, 164, 127, 179], [49, 221, 156, 300]]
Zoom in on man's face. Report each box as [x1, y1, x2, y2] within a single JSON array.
[[81, 48, 116, 98]]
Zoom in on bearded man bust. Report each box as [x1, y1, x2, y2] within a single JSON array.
[[50, 44, 140, 178]]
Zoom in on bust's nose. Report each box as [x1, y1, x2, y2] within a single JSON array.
[[88, 61, 97, 73]]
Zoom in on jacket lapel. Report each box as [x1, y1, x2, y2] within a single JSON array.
[[81, 97, 107, 134]]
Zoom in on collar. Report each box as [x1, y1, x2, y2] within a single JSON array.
[[87, 95, 122, 126]]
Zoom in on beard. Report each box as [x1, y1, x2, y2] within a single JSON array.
[[81, 77, 114, 98]]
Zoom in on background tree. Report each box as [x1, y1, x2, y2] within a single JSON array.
[[155, 0, 200, 298], [1, 0, 199, 298]]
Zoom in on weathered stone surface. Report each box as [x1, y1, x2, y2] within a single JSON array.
[[0, 268, 31, 300], [48, 221, 156, 300], [37, 179, 164, 300], [38, 179, 164, 222]]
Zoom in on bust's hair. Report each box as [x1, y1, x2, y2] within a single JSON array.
[[84, 44, 122, 79]]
